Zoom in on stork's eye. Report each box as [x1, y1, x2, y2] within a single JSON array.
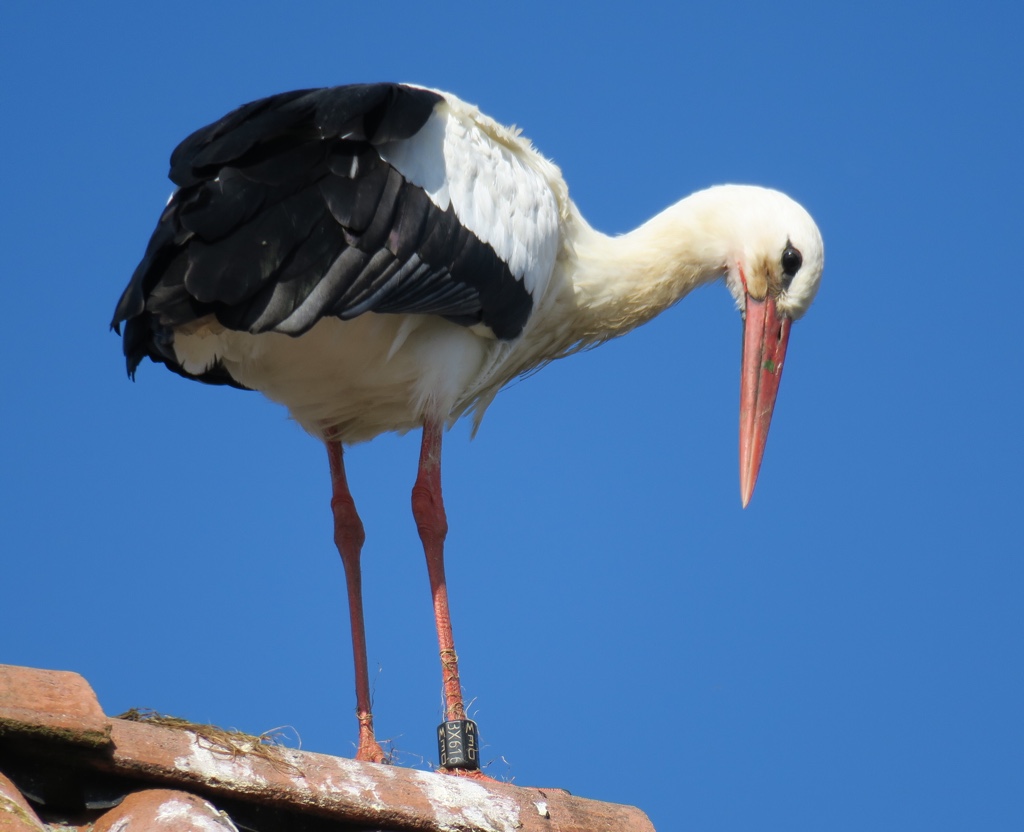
[[781, 245, 803, 278]]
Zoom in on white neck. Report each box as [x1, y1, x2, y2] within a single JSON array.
[[565, 188, 738, 346]]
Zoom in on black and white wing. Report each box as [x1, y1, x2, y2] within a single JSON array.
[[112, 83, 562, 386]]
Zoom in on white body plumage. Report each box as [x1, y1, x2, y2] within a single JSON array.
[[153, 87, 821, 445]]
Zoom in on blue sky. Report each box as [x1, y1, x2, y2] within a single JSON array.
[[1, 2, 1021, 829]]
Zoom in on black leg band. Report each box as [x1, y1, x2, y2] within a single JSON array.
[[437, 719, 480, 770]]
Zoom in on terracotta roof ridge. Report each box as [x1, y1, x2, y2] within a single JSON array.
[[0, 664, 656, 832]]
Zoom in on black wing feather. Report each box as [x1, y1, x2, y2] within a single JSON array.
[[112, 83, 534, 386]]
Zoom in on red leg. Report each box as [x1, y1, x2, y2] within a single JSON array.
[[411, 421, 465, 722], [326, 439, 387, 764], [412, 421, 492, 778]]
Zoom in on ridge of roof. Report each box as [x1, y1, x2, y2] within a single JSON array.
[[0, 664, 655, 832]]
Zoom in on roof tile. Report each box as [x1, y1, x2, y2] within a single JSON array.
[[0, 770, 46, 832], [91, 789, 240, 832], [0, 666, 111, 750]]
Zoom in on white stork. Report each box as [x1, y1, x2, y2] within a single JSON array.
[[113, 83, 824, 775]]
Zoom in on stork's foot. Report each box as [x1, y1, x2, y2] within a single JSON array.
[[354, 715, 389, 764], [438, 767, 498, 782], [355, 739, 389, 764]]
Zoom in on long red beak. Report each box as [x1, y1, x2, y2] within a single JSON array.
[[739, 294, 791, 508]]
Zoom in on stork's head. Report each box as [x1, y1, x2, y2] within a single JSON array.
[[711, 186, 824, 507]]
